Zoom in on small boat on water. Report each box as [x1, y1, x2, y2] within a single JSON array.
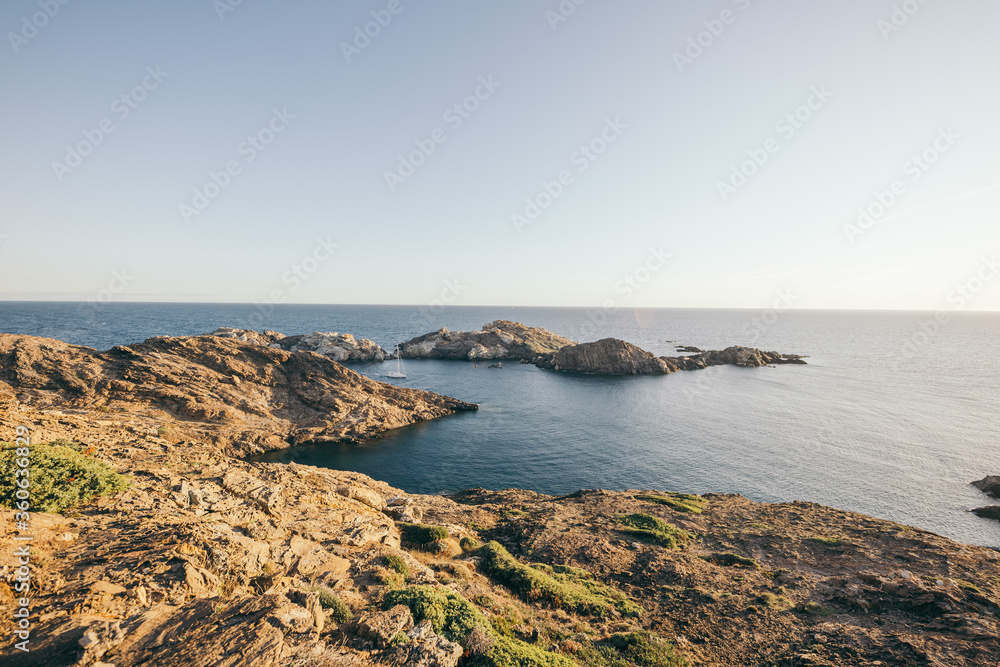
[[385, 344, 406, 379]]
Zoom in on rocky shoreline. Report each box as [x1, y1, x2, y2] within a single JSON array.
[[0, 332, 998, 667]]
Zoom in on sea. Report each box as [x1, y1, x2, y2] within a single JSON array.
[[1, 301, 998, 548]]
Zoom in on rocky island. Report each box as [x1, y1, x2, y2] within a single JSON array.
[[399, 321, 576, 361], [533, 339, 806, 375], [0, 333, 997, 667]]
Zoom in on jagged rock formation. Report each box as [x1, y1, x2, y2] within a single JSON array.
[[0, 334, 476, 457], [534, 339, 807, 375], [973, 476, 1000, 499], [276, 332, 388, 362], [399, 321, 576, 361], [210, 328, 388, 362]]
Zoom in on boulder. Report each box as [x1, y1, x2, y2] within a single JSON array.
[[355, 604, 413, 648]]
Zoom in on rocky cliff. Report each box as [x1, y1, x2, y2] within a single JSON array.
[[0, 333, 476, 458], [399, 321, 576, 361], [534, 339, 806, 375], [0, 335, 998, 667]]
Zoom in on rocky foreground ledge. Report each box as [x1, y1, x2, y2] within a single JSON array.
[[0, 334, 997, 667]]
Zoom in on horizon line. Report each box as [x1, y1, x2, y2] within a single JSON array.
[[0, 299, 997, 315]]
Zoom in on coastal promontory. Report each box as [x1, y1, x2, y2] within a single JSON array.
[[0, 333, 997, 667]]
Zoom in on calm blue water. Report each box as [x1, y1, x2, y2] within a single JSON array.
[[2, 302, 999, 548]]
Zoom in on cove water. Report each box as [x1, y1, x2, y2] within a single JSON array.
[[2, 302, 998, 548]]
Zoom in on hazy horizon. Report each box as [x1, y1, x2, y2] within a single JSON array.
[[2, 1, 998, 311]]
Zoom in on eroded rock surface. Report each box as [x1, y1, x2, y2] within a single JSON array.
[[400, 321, 576, 361], [0, 333, 476, 457], [276, 332, 388, 362]]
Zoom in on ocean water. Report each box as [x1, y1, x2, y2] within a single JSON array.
[[2, 302, 999, 548]]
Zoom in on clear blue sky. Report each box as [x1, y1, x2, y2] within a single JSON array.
[[1, 0, 998, 310]]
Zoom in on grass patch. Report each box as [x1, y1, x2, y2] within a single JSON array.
[[955, 579, 982, 594], [477, 542, 641, 618], [384, 585, 573, 667], [802, 601, 836, 617], [634, 493, 705, 515], [461, 536, 482, 551], [384, 554, 410, 579], [700, 553, 758, 568], [806, 536, 842, 547], [0, 441, 129, 513], [616, 514, 692, 549], [398, 523, 450, 548], [759, 592, 791, 610]]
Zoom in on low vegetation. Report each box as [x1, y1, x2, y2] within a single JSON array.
[[0, 440, 130, 513], [634, 493, 705, 515], [574, 632, 688, 667], [477, 541, 641, 618], [383, 585, 574, 667], [384, 554, 410, 579], [616, 514, 692, 549], [398, 522, 450, 548]]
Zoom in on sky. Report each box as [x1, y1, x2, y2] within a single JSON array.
[[1, 0, 999, 311]]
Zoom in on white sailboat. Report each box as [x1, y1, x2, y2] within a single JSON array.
[[385, 344, 406, 378]]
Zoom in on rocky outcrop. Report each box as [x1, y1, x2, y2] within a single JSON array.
[[534, 339, 806, 375], [534, 338, 671, 375], [0, 333, 476, 457], [276, 332, 388, 362], [210, 328, 388, 362], [973, 476, 1000, 499], [399, 321, 575, 361], [971, 505, 1000, 521]]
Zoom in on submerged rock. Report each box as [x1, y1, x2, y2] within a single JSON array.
[[400, 320, 575, 361]]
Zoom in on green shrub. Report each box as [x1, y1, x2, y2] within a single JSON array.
[[461, 536, 483, 551], [574, 633, 687, 667], [611, 632, 688, 666], [0, 441, 129, 513], [385, 554, 410, 578], [398, 523, 450, 547], [317, 590, 352, 623], [384, 585, 574, 667], [372, 567, 405, 589], [472, 635, 576, 667], [616, 514, 691, 549], [477, 542, 640, 618], [634, 493, 705, 515], [384, 585, 484, 643]]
